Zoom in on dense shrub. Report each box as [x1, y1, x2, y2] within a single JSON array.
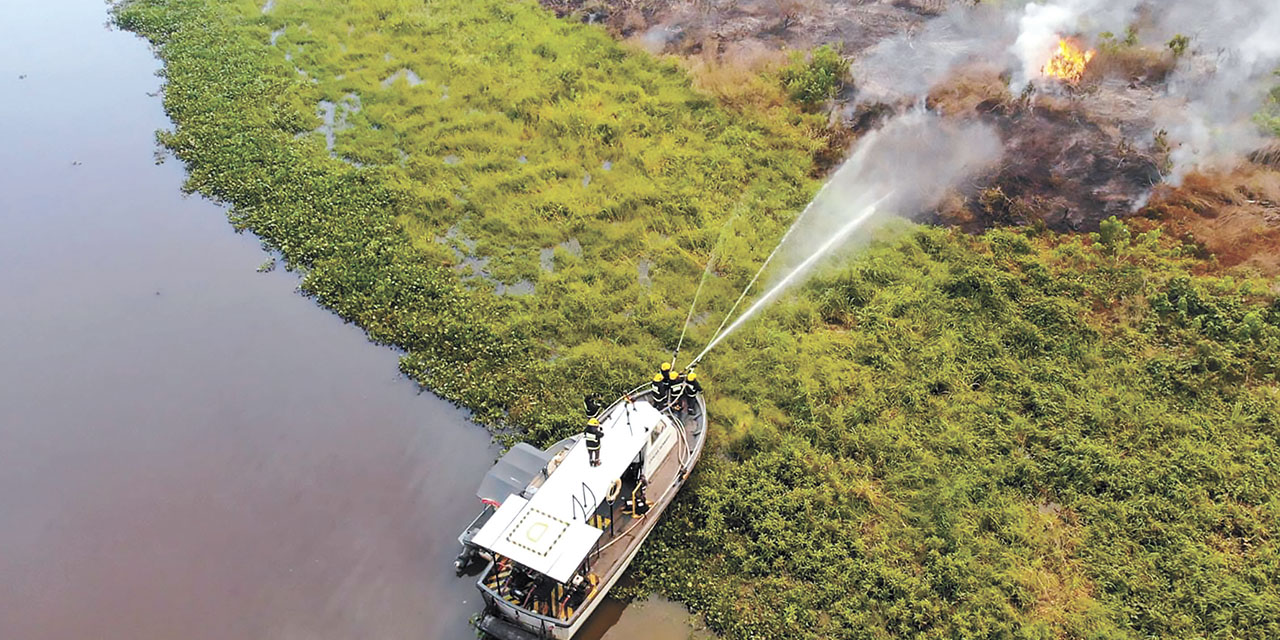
[[117, 1, 1280, 638], [781, 44, 848, 109]]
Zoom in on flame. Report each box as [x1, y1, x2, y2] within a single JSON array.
[[1041, 38, 1095, 84]]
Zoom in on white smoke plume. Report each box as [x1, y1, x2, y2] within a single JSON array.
[[694, 111, 1002, 360], [853, 0, 1280, 178], [780, 109, 1003, 266], [1008, 0, 1139, 87]]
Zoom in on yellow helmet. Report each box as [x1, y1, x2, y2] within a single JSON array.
[[687, 372, 697, 382], [668, 370, 678, 381], [661, 362, 671, 371], [653, 373, 664, 383], [588, 418, 600, 426]]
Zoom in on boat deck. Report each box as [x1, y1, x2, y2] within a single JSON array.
[[480, 399, 704, 624]]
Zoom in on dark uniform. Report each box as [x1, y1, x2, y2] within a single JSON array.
[[584, 419, 603, 466], [627, 475, 650, 517], [651, 373, 670, 408], [666, 370, 686, 412], [680, 372, 702, 417]]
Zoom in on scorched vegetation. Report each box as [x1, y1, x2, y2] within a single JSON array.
[[115, 0, 1280, 638]]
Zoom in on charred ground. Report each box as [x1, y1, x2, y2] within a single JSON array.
[[550, 0, 1280, 266], [116, 0, 1280, 638]]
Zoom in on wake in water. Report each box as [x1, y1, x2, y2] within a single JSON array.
[[685, 110, 1004, 366]]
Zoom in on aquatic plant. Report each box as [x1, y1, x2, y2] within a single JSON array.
[[116, 0, 1280, 638]]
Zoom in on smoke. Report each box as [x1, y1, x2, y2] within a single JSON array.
[[693, 111, 1001, 362], [778, 110, 1002, 269], [1149, 0, 1280, 180], [853, 4, 1014, 106], [853, 0, 1280, 178]]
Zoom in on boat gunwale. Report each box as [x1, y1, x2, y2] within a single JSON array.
[[473, 383, 707, 633]]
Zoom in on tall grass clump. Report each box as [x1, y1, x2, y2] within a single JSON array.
[[117, 1, 1280, 638]]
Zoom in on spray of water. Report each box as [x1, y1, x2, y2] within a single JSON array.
[[690, 195, 889, 365], [701, 177, 843, 352], [684, 111, 1002, 367]]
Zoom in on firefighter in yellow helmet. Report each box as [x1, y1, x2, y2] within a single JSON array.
[[584, 417, 603, 467], [679, 371, 703, 417], [651, 369, 671, 408], [666, 369, 685, 412]]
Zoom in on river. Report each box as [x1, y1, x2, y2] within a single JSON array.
[[0, 2, 700, 639]]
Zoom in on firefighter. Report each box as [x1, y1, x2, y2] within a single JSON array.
[[584, 417, 603, 467], [651, 372, 670, 408], [626, 475, 650, 517], [583, 394, 602, 419], [680, 371, 703, 417], [666, 369, 686, 413]]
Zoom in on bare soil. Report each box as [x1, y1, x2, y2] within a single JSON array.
[[1138, 165, 1280, 276], [540, 0, 957, 57], [546, 0, 1280, 266]]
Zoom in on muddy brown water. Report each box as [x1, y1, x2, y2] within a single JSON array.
[[0, 3, 698, 639]]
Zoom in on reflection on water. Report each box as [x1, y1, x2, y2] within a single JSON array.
[[0, 2, 698, 639], [587, 596, 715, 640]]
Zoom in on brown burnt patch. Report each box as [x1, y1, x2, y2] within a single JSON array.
[[1138, 165, 1280, 276]]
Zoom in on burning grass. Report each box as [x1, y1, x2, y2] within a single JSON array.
[[1041, 37, 1095, 85], [116, 0, 1280, 638]]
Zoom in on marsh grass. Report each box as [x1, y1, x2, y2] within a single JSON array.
[[116, 1, 1280, 637]]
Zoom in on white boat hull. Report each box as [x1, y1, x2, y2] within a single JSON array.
[[469, 386, 707, 639]]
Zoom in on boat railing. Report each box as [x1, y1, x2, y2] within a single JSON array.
[[477, 559, 576, 630], [475, 385, 707, 632]]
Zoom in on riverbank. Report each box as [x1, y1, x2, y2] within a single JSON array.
[[0, 3, 493, 638], [113, 0, 1280, 637]]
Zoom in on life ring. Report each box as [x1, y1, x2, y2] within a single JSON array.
[[606, 478, 622, 502]]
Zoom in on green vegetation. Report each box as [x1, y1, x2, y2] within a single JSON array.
[[1261, 73, 1280, 137], [638, 222, 1280, 638], [115, 1, 1280, 638], [781, 44, 848, 109], [114, 0, 819, 443]]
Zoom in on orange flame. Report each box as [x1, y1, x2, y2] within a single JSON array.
[[1041, 38, 1095, 84]]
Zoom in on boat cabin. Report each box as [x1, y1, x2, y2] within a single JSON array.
[[464, 393, 696, 635]]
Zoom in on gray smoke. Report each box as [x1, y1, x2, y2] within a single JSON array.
[[1149, 1, 1280, 179], [694, 110, 1001, 361], [853, 0, 1280, 178], [779, 109, 1003, 271], [854, 4, 1015, 105]]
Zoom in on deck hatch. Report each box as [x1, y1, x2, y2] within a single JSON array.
[[505, 508, 570, 557], [471, 399, 670, 582]]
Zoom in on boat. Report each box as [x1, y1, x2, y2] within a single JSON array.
[[455, 381, 707, 639]]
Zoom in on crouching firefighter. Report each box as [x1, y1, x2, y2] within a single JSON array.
[[585, 417, 603, 467], [662, 369, 683, 411], [625, 475, 650, 517]]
